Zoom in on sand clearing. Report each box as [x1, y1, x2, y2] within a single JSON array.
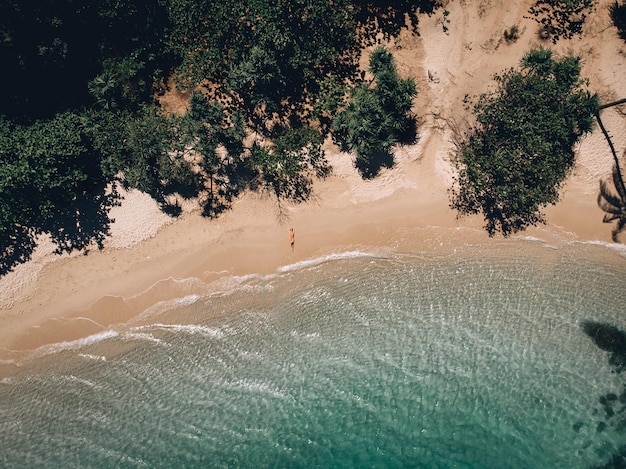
[[1, 0, 625, 360]]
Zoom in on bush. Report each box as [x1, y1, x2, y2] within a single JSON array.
[[332, 47, 418, 178], [450, 49, 599, 236]]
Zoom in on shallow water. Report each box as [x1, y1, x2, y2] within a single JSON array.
[[1, 239, 625, 468]]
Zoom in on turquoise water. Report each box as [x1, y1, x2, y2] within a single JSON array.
[[1, 239, 625, 468]]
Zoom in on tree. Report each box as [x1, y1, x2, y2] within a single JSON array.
[[332, 47, 417, 178], [166, 0, 359, 125], [250, 125, 330, 213], [450, 48, 598, 236], [0, 112, 116, 273], [0, 0, 171, 119], [180, 92, 247, 217]]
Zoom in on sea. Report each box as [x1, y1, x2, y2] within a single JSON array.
[[1, 233, 625, 468]]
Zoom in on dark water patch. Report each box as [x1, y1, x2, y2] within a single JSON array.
[[582, 322, 626, 468], [581, 321, 626, 374]]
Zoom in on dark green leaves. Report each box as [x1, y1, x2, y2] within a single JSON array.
[[0, 113, 115, 273], [332, 47, 417, 178], [451, 48, 599, 236]]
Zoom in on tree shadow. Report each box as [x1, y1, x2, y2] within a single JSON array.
[[396, 115, 419, 146], [610, 1, 626, 43], [582, 321, 626, 373], [354, 0, 443, 45], [200, 158, 255, 219], [526, 0, 593, 43], [45, 186, 122, 255], [355, 149, 395, 179], [581, 320, 626, 468], [0, 186, 121, 276], [0, 225, 38, 276]]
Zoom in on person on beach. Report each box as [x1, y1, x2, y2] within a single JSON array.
[[289, 227, 295, 251]]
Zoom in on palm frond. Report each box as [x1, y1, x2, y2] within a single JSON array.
[[599, 179, 625, 211], [603, 213, 621, 223], [612, 218, 626, 243], [612, 161, 626, 200]]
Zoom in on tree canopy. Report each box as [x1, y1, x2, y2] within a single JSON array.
[[332, 47, 418, 178], [0, 1, 440, 273], [450, 48, 598, 236]]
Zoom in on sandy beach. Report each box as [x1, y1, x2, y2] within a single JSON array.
[[1, 0, 625, 363]]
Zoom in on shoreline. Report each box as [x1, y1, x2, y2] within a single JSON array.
[[0, 145, 617, 366], [2, 0, 626, 367]]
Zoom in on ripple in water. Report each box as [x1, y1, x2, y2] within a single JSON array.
[[0, 240, 625, 468]]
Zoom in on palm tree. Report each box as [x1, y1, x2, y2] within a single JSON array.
[[598, 157, 626, 242]]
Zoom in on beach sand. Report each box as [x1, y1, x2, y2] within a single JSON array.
[[1, 0, 624, 363]]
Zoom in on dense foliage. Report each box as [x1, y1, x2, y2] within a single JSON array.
[[0, 113, 116, 273], [0, 0, 170, 120], [0, 0, 440, 273], [332, 47, 418, 178], [450, 49, 598, 236], [527, 0, 594, 42]]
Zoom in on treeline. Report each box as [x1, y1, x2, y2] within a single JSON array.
[[2, 0, 624, 273], [0, 0, 436, 273]]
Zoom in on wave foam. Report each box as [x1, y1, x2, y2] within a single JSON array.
[[139, 294, 201, 317], [578, 239, 626, 256], [122, 332, 170, 346], [78, 353, 107, 361], [134, 323, 224, 339], [36, 330, 119, 357], [278, 251, 379, 273]]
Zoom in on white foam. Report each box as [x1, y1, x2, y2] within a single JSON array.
[[122, 332, 170, 346], [35, 330, 119, 356], [277, 251, 379, 273], [78, 353, 107, 362], [577, 239, 626, 256], [136, 323, 224, 339], [206, 273, 277, 297], [140, 294, 201, 317]]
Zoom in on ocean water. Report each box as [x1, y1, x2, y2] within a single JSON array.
[[1, 238, 626, 468]]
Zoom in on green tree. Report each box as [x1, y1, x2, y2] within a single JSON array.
[[0, 112, 115, 273], [180, 92, 246, 217], [122, 106, 195, 215], [166, 0, 360, 128], [0, 0, 171, 119], [250, 126, 330, 210], [332, 47, 417, 178], [450, 48, 598, 236]]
